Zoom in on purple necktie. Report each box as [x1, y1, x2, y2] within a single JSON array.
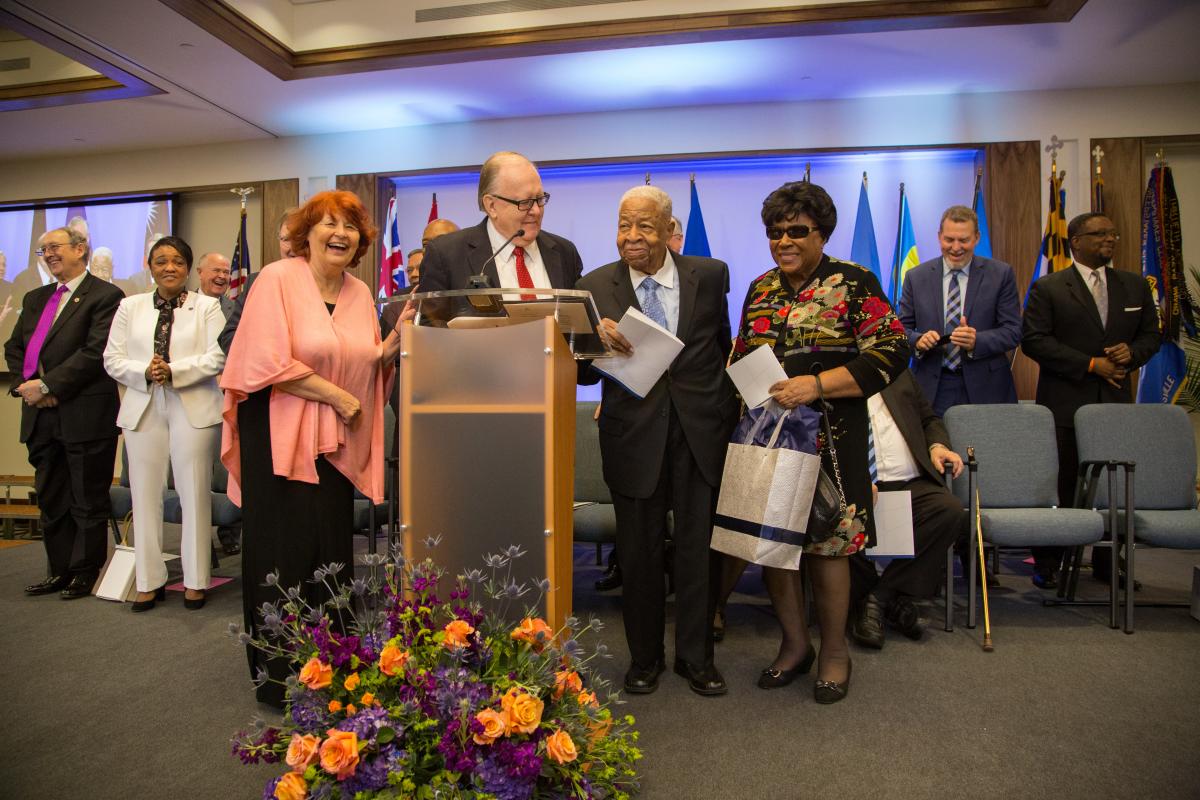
[[23, 284, 68, 379]]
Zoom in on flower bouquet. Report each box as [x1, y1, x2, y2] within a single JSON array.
[[232, 541, 641, 799]]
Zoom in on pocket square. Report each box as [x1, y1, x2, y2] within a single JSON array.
[[1124, 306, 1142, 311]]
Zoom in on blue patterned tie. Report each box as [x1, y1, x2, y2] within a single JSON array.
[[638, 276, 668, 330], [944, 271, 962, 371], [867, 425, 878, 484]]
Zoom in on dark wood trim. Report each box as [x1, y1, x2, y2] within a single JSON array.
[[0, 8, 163, 111], [163, 0, 1086, 80]]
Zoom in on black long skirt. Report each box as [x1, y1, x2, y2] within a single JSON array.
[[238, 387, 354, 707]]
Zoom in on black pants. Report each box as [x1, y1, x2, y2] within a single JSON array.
[[25, 407, 117, 578], [239, 389, 354, 707], [851, 475, 965, 604], [610, 408, 718, 670]]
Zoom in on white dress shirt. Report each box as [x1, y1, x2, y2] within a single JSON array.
[[486, 219, 551, 291], [52, 270, 88, 323], [867, 394, 922, 483], [628, 250, 680, 336]]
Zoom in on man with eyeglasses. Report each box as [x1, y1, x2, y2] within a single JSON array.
[[1022, 212, 1160, 588], [417, 151, 583, 298], [5, 227, 124, 599]]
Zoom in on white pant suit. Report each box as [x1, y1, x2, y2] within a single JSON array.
[[103, 291, 226, 592]]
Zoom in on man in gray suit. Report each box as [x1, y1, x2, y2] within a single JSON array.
[[197, 252, 234, 318], [578, 186, 738, 697]]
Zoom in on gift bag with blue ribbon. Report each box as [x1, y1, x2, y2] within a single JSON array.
[[710, 401, 823, 570]]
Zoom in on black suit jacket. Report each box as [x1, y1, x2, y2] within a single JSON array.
[[419, 219, 583, 294], [4, 273, 124, 443], [1021, 266, 1160, 428], [577, 255, 739, 498], [877, 371, 951, 484], [217, 270, 259, 354]]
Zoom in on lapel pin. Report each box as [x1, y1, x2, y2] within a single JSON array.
[[73, 297, 80, 303]]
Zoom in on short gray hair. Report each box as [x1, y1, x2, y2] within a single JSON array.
[[198, 252, 230, 269], [619, 186, 672, 222], [670, 216, 682, 235]]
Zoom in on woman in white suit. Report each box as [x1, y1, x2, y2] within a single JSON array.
[[104, 236, 226, 612]]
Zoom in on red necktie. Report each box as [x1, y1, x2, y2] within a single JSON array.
[[514, 246, 535, 301]]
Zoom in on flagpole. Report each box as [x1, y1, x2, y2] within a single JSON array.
[[1092, 145, 1105, 213]]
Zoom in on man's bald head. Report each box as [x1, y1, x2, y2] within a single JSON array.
[[421, 218, 459, 247], [197, 252, 231, 297]]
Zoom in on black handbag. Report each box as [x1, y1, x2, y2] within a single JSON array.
[[804, 377, 848, 543]]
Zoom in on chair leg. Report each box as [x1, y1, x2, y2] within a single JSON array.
[[967, 515, 978, 630], [1123, 470, 1135, 635], [944, 544, 954, 632]]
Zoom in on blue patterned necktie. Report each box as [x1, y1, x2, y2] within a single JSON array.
[[867, 424, 878, 484], [944, 271, 963, 371], [638, 276, 668, 330]]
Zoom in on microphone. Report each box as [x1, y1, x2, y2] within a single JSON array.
[[469, 228, 525, 289], [468, 228, 524, 312]]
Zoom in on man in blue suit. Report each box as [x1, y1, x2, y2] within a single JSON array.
[[898, 205, 1021, 414]]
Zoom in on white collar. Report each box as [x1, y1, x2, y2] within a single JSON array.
[[629, 250, 677, 289]]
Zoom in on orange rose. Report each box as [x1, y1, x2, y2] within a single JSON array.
[[501, 687, 544, 735], [473, 708, 508, 745], [545, 729, 578, 764], [318, 729, 359, 781], [360, 692, 376, 706], [576, 690, 599, 708], [343, 673, 360, 692], [285, 733, 321, 773], [552, 670, 582, 700], [298, 658, 332, 691], [443, 619, 475, 649], [345, 704, 357, 716], [510, 618, 554, 651], [327, 700, 343, 713], [378, 644, 410, 677], [274, 771, 308, 800]]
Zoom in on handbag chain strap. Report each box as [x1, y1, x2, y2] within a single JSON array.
[[813, 376, 848, 512]]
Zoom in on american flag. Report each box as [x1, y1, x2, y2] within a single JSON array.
[[229, 205, 249, 298], [378, 197, 404, 299]]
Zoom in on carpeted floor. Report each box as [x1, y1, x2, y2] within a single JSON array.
[[1, 530, 1197, 799]]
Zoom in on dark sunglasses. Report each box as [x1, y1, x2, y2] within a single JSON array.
[[766, 224, 814, 241]]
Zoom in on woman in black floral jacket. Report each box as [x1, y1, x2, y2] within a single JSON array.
[[720, 181, 909, 703]]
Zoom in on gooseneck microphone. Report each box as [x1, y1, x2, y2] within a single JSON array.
[[467, 229, 525, 312]]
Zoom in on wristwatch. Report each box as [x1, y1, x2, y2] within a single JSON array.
[[38, 380, 50, 395]]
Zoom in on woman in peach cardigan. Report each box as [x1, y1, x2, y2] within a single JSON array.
[[220, 190, 401, 706]]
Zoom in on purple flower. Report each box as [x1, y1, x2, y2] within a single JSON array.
[[328, 634, 361, 668], [340, 746, 406, 795], [334, 705, 399, 745], [261, 776, 281, 800], [287, 692, 332, 735]]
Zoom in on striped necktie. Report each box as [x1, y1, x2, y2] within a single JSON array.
[[944, 271, 963, 371], [867, 425, 878, 484]]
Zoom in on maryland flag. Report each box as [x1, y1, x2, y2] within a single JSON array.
[[1025, 170, 1071, 301]]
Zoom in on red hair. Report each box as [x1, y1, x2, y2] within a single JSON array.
[[286, 190, 377, 267]]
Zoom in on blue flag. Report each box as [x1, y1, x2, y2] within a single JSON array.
[[889, 184, 919, 305], [683, 178, 711, 258], [850, 174, 882, 289], [1138, 340, 1187, 404], [972, 181, 993, 259]]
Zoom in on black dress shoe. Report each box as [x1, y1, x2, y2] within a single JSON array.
[[673, 659, 727, 696], [183, 590, 207, 610], [60, 573, 97, 600], [623, 660, 665, 694], [595, 563, 622, 592], [25, 575, 69, 596], [814, 660, 852, 705], [1032, 570, 1058, 590], [850, 596, 884, 649], [757, 645, 816, 689], [884, 596, 923, 641], [218, 527, 241, 556]]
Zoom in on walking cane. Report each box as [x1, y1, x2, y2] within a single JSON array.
[[968, 446, 994, 652]]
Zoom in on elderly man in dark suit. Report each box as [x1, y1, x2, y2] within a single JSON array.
[[1022, 212, 1161, 587], [849, 371, 966, 648], [419, 152, 582, 299], [899, 205, 1022, 415], [5, 227, 124, 599], [578, 185, 738, 696]]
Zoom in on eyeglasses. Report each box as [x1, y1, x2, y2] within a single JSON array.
[[490, 193, 550, 212], [766, 224, 814, 241], [35, 243, 72, 257], [1076, 230, 1120, 241]]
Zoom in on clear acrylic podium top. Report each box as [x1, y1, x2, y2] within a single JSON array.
[[380, 287, 613, 359]]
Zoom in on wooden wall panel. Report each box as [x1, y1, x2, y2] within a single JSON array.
[[1089, 137, 1143, 275], [984, 140, 1041, 400], [261, 178, 298, 269], [336, 173, 378, 289]]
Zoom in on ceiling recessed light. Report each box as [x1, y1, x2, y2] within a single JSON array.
[[180, 42, 195, 49], [73, 137, 85, 142]]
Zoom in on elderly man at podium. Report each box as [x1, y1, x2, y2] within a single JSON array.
[[578, 185, 738, 697], [418, 152, 583, 296]]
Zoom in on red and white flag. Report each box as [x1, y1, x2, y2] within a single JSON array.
[[378, 197, 404, 299], [428, 192, 438, 223]]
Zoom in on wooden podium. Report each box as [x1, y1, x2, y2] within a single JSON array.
[[398, 315, 578, 630]]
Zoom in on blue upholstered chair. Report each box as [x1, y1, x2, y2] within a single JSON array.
[[573, 401, 617, 564], [944, 404, 1106, 628], [1071, 403, 1200, 632]]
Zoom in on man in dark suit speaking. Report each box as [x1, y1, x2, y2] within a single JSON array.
[[578, 186, 738, 696], [1022, 212, 1160, 587], [898, 205, 1022, 415], [418, 152, 583, 296], [6, 227, 124, 599]]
